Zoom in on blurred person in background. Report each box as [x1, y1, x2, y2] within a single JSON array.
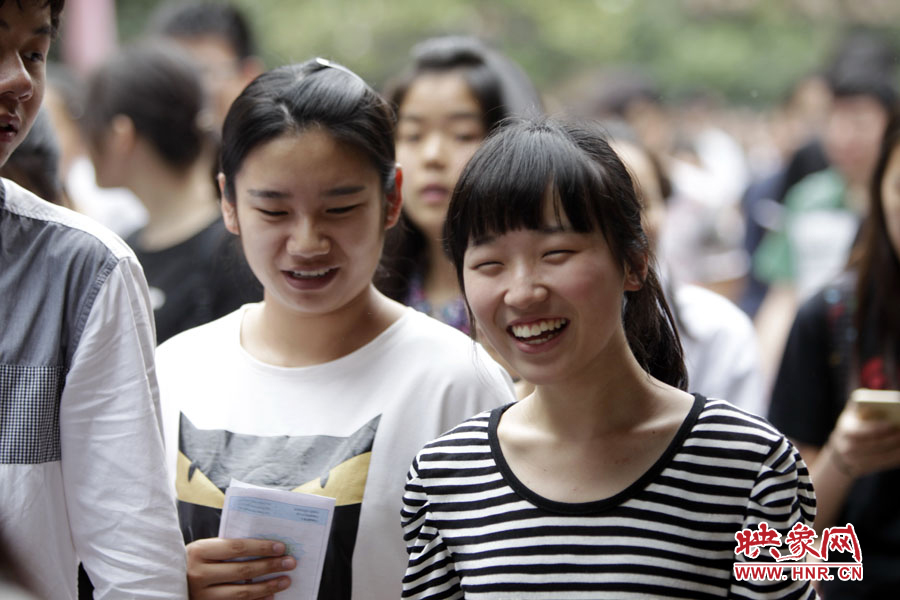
[[42, 63, 147, 236], [608, 124, 766, 416], [568, 68, 752, 304], [377, 35, 543, 335], [81, 41, 261, 344], [753, 43, 897, 385], [147, 0, 264, 132], [767, 110, 900, 599]]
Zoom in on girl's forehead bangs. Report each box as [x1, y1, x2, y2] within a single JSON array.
[[459, 128, 604, 243]]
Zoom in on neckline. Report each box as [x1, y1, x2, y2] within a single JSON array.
[[487, 393, 706, 514], [233, 303, 413, 374]]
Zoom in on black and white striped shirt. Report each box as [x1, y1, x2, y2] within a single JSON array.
[[402, 395, 817, 599]]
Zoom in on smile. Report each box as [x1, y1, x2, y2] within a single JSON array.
[[286, 267, 336, 279], [509, 318, 568, 345]]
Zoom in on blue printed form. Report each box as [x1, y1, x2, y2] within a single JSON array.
[[219, 479, 336, 600]]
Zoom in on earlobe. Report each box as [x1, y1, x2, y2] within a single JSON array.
[[384, 165, 403, 229]]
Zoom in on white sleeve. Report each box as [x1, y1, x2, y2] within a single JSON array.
[[58, 256, 187, 599]]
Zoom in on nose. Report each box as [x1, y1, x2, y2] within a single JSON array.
[[422, 131, 447, 167], [504, 267, 548, 309], [286, 218, 330, 257], [0, 54, 35, 103]]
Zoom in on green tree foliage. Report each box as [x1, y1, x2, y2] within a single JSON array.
[[116, 0, 899, 108]]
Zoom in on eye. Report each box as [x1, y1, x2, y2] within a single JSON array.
[[326, 204, 360, 215], [257, 209, 287, 217], [26, 51, 46, 64], [543, 249, 574, 261], [454, 133, 481, 143]]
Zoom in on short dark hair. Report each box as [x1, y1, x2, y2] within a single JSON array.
[[445, 117, 687, 389], [148, 1, 256, 61], [0, 0, 65, 34], [81, 42, 210, 171], [219, 58, 396, 205]]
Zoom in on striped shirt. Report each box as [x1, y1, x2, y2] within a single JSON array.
[[401, 395, 817, 599]]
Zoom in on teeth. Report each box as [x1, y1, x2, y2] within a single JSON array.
[[511, 319, 567, 339], [289, 267, 333, 278]]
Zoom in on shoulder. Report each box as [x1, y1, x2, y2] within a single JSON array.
[[394, 309, 509, 377], [694, 397, 795, 450], [156, 306, 245, 365], [784, 168, 846, 212], [411, 408, 497, 469], [675, 284, 755, 340], [2, 178, 136, 264]]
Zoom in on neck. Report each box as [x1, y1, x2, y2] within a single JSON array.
[[244, 284, 405, 367], [423, 233, 460, 304], [130, 154, 220, 250], [525, 335, 672, 439]]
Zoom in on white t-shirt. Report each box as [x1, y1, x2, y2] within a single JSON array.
[[675, 283, 766, 416], [156, 305, 515, 600]]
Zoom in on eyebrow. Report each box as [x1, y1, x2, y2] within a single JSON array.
[[0, 19, 52, 37], [245, 185, 366, 200], [471, 225, 570, 246], [399, 112, 482, 123]]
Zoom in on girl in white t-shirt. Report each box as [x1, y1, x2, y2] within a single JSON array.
[[155, 58, 514, 600]]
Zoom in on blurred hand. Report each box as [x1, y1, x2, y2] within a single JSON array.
[[826, 406, 900, 479], [186, 537, 297, 599]]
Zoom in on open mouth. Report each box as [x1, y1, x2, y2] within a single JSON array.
[[286, 267, 337, 280], [0, 123, 17, 135], [508, 318, 569, 345]]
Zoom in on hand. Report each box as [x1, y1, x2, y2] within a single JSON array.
[[186, 537, 297, 599], [826, 405, 900, 479]]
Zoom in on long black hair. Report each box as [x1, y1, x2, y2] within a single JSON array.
[[219, 58, 396, 206], [852, 110, 900, 352], [444, 117, 688, 389], [377, 36, 542, 302]]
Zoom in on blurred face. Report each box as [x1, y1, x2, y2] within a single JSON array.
[[881, 144, 900, 259], [462, 201, 641, 386], [396, 72, 486, 240], [176, 35, 260, 131], [222, 128, 401, 317], [612, 141, 666, 249], [0, 2, 51, 166], [825, 95, 889, 186]]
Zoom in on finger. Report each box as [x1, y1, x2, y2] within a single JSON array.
[[197, 576, 291, 600], [190, 555, 297, 587], [188, 537, 289, 562]]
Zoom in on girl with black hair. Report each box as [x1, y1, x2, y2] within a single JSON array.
[[378, 36, 542, 333], [768, 111, 900, 599], [154, 58, 513, 600], [401, 118, 817, 599]]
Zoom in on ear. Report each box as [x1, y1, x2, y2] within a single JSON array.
[[624, 253, 648, 292], [384, 164, 403, 230], [109, 114, 137, 154], [218, 173, 240, 235]]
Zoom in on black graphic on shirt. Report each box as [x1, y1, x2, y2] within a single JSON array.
[[176, 413, 380, 600]]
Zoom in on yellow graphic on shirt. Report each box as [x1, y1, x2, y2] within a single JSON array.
[[176, 450, 373, 509]]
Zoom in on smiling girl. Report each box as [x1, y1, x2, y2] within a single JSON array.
[[154, 58, 514, 600], [401, 118, 817, 599]]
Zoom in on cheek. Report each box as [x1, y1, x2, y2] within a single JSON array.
[[462, 273, 495, 327]]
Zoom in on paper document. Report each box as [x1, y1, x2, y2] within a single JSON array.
[[219, 479, 335, 600]]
